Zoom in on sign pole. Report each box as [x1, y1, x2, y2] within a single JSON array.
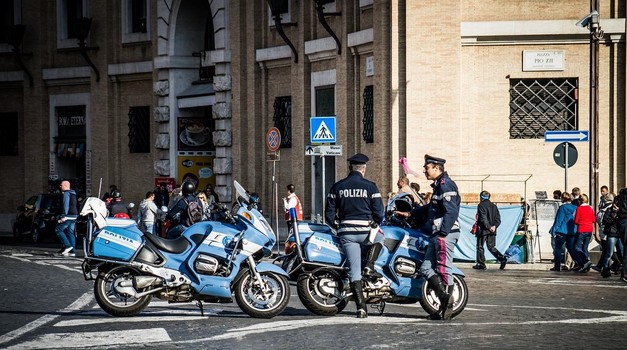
[[564, 142, 568, 193], [273, 158, 279, 256], [321, 155, 326, 224]]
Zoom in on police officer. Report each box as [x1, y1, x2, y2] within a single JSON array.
[[325, 153, 385, 318], [396, 154, 460, 320]]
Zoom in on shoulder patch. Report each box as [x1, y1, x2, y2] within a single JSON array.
[[440, 178, 446, 185]]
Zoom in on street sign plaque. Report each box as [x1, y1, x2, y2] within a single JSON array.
[[544, 130, 589, 142]]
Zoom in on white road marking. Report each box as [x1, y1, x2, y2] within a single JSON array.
[[175, 304, 627, 344], [0, 291, 93, 347], [55, 315, 210, 327], [2, 254, 83, 274], [6, 328, 170, 349]]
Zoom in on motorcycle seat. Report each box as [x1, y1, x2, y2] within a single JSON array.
[[143, 232, 190, 254]]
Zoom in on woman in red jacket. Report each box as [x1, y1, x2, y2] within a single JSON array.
[[574, 194, 596, 272]]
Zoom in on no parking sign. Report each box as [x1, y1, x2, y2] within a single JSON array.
[[266, 127, 281, 152]]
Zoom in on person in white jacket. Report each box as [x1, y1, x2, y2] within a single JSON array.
[[137, 191, 161, 234]]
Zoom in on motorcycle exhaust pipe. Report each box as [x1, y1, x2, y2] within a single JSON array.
[[133, 276, 163, 289]]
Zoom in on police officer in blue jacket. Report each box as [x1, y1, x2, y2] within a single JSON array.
[[325, 153, 385, 318], [396, 154, 460, 320]]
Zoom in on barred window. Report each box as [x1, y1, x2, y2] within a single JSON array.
[[128, 106, 150, 153], [0, 112, 18, 156], [273, 96, 292, 148], [509, 78, 578, 139], [362, 85, 374, 143]]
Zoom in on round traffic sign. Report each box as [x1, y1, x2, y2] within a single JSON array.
[[553, 142, 578, 168], [266, 127, 281, 152]]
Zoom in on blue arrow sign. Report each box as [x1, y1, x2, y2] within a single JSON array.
[[310, 116, 336, 143], [544, 130, 589, 142]]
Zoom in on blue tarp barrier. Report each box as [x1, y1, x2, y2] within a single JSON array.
[[454, 204, 524, 261]]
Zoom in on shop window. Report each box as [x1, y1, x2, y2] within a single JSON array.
[[362, 85, 374, 143], [273, 96, 292, 148], [0, 112, 18, 156], [122, 0, 150, 43], [509, 78, 578, 139], [128, 106, 150, 153]]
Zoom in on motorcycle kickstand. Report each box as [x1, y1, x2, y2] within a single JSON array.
[[371, 301, 386, 316], [196, 300, 204, 316]]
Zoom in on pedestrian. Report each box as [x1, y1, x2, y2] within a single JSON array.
[[594, 192, 615, 270], [154, 182, 170, 209], [55, 180, 78, 257], [574, 194, 595, 272], [137, 191, 161, 234], [205, 184, 220, 207], [571, 187, 582, 206], [472, 191, 507, 270], [552, 189, 562, 200], [165, 181, 202, 239], [196, 192, 212, 221], [394, 154, 460, 320], [325, 153, 385, 318], [598, 196, 624, 278], [107, 190, 131, 218], [283, 184, 303, 228], [548, 192, 579, 271], [396, 176, 421, 205], [615, 188, 627, 283]]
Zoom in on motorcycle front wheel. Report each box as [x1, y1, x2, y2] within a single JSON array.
[[234, 270, 290, 319], [296, 268, 348, 316], [94, 266, 153, 317], [419, 274, 468, 318]]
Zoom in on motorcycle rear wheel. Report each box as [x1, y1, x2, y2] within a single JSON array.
[[94, 266, 153, 317], [296, 268, 348, 316], [234, 271, 290, 319], [419, 274, 468, 318]]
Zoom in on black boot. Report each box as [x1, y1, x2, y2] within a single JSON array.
[[427, 275, 449, 320], [350, 281, 368, 318], [441, 284, 455, 320], [363, 243, 383, 279]]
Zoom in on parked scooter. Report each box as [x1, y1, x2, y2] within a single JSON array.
[[79, 180, 291, 319], [276, 195, 469, 318]]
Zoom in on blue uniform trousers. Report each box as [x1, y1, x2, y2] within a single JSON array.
[[420, 230, 460, 286], [340, 231, 384, 282]]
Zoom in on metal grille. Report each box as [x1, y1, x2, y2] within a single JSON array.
[[509, 78, 578, 139], [128, 106, 150, 153], [362, 85, 374, 143], [273, 96, 292, 148]]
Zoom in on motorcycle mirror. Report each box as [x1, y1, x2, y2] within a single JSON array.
[[161, 206, 168, 213]]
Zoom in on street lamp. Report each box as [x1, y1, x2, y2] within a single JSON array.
[[576, 4, 603, 212]]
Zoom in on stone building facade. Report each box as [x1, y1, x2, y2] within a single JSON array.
[[0, 0, 625, 231]]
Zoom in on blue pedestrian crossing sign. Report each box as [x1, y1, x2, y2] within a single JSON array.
[[310, 116, 336, 143]]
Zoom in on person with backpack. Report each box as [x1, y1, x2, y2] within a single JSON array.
[[165, 181, 203, 239]]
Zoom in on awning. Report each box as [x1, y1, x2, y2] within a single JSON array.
[[177, 84, 215, 109]]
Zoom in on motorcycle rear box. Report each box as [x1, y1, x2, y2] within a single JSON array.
[[92, 226, 143, 261]]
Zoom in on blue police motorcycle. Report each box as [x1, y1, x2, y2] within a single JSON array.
[[278, 193, 468, 317], [79, 181, 290, 319]]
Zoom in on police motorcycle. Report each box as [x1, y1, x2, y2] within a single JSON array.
[[79, 180, 290, 319], [276, 193, 468, 317]]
